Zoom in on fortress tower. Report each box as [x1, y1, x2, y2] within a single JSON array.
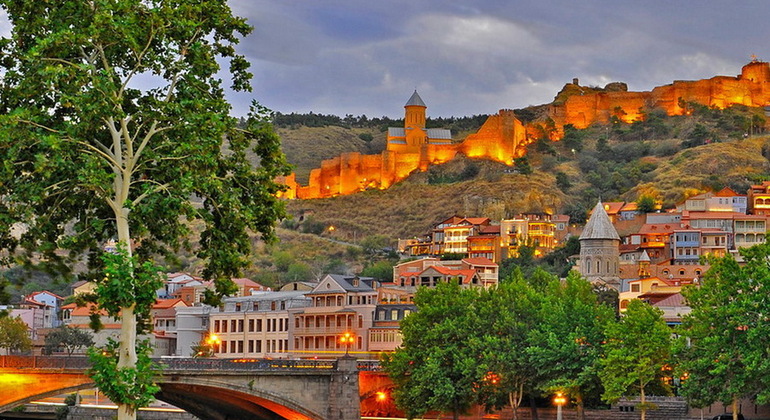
[[579, 201, 621, 288]]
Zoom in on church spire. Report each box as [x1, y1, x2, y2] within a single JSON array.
[[580, 201, 620, 241]]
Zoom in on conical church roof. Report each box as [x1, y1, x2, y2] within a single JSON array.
[[579, 201, 620, 241], [405, 90, 426, 107]]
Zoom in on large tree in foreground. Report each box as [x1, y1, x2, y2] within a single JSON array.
[[382, 282, 483, 420], [0, 1, 290, 418], [600, 299, 672, 420], [677, 242, 770, 420]]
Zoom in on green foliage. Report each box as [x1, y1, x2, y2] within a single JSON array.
[[80, 244, 165, 335], [474, 276, 542, 415], [562, 124, 585, 152], [427, 161, 480, 185], [636, 195, 657, 213], [43, 324, 94, 356], [677, 240, 770, 409], [382, 282, 482, 419], [358, 133, 374, 142], [285, 262, 313, 282], [300, 217, 327, 235], [0, 2, 291, 418], [555, 171, 571, 192], [385, 271, 617, 419], [360, 260, 395, 282], [600, 300, 671, 419], [513, 157, 533, 175], [528, 272, 614, 412], [63, 393, 78, 406], [88, 339, 160, 414], [0, 315, 32, 353]]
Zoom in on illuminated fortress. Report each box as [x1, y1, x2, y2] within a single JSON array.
[[280, 60, 770, 200]]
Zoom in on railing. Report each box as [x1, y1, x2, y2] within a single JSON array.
[[160, 357, 337, 371], [0, 355, 382, 372], [0, 355, 339, 372], [0, 355, 91, 370]]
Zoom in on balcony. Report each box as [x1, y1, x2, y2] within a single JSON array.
[[674, 240, 700, 247]]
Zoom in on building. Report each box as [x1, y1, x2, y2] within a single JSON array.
[[748, 181, 770, 215], [386, 91, 453, 154], [578, 201, 621, 288], [289, 275, 379, 358], [174, 305, 212, 357], [210, 291, 310, 358], [393, 257, 498, 289]]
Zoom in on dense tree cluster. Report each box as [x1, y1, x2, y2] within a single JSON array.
[[385, 240, 770, 420], [273, 111, 490, 134], [383, 271, 618, 420]]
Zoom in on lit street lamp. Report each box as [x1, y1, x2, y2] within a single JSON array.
[[553, 392, 567, 420], [339, 332, 355, 356]]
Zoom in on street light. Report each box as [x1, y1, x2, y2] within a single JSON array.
[[339, 332, 355, 356], [553, 392, 567, 420]]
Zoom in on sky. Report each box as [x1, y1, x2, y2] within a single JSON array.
[[224, 1, 770, 119], [2, 2, 769, 119]]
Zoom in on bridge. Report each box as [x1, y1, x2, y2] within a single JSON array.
[[0, 356, 387, 420]]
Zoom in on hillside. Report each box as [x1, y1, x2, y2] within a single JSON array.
[[280, 103, 770, 245]]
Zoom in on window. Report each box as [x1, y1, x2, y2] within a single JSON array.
[[631, 284, 640, 293], [214, 320, 220, 333], [249, 319, 255, 332]]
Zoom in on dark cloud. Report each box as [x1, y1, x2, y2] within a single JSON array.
[[227, 1, 770, 118], [6, 1, 765, 118]]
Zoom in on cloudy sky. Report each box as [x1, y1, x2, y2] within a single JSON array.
[[1, 2, 766, 119], [223, 1, 770, 119]]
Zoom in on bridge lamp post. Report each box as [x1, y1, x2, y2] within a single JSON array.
[[553, 392, 567, 420], [339, 332, 355, 357]]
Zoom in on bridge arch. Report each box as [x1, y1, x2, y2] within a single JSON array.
[[157, 376, 324, 420], [0, 356, 361, 420]]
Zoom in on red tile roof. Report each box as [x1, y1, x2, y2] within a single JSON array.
[[153, 298, 188, 309], [462, 257, 497, 267]]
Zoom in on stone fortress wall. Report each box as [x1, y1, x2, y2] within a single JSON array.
[[280, 60, 770, 200]]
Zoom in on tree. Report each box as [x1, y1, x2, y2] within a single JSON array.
[[636, 195, 657, 213], [360, 260, 395, 282], [0, 315, 32, 354], [677, 242, 770, 419], [43, 324, 95, 356], [600, 300, 672, 420], [382, 282, 482, 420], [528, 272, 613, 420], [0, 1, 290, 419], [475, 276, 542, 420]]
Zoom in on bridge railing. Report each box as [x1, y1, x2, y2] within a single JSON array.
[[160, 357, 337, 371], [0, 355, 381, 372], [0, 355, 91, 370]]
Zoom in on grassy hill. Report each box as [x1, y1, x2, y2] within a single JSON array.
[[279, 104, 770, 247]]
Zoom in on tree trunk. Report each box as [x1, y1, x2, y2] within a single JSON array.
[[732, 399, 739, 420], [576, 392, 585, 420], [529, 394, 539, 420], [509, 384, 523, 420], [116, 204, 138, 420], [640, 381, 646, 420]]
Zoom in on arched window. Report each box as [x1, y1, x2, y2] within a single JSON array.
[[585, 258, 591, 274], [620, 300, 629, 310]]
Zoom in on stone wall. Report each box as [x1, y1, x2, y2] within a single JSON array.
[[282, 109, 529, 199]]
